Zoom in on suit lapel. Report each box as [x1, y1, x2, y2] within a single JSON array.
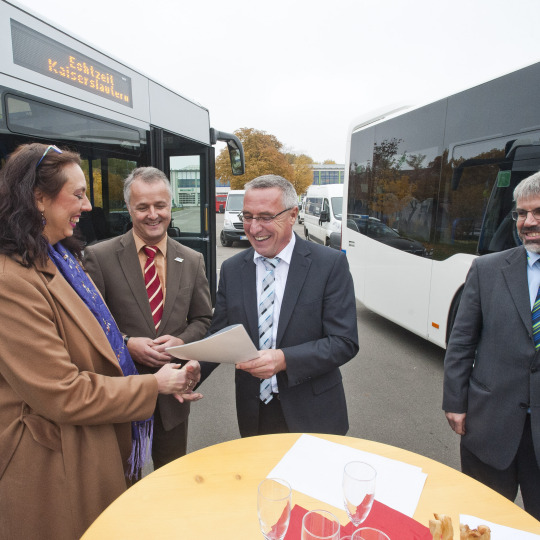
[[117, 231, 155, 335], [276, 236, 311, 346], [160, 238, 184, 334], [40, 261, 122, 372], [502, 247, 533, 336], [241, 249, 259, 342]]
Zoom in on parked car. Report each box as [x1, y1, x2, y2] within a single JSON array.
[[348, 216, 428, 257]]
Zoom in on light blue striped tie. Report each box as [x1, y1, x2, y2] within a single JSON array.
[[259, 257, 280, 403], [533, 284, 540, 350]]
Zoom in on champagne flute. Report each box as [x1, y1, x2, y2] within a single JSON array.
[[351, 527, 390, 540], [301, 509, 340, 540], [343, 462, 376, 527], [257, 478, 292, 540]]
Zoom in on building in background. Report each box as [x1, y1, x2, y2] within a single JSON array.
[[311, 163, 345, 186], [170, 165, 201, 207]]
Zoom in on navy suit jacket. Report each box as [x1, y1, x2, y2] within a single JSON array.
[[201, 234, 359, 437], [443, 246, 540, 469]]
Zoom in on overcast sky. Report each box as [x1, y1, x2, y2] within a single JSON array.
[[15, 0, 540, 163]]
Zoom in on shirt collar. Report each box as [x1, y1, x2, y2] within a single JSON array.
[[133, 231, 168, 257], [253, 233, 296, 265], [526, 250, 540, 268]]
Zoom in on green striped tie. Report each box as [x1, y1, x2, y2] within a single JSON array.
[[533, 285, 540, 349]]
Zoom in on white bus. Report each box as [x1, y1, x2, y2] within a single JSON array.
[[343, 61, 540, 348], [0, 0, 244, 301]]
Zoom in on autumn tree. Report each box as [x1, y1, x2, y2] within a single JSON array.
[[215, 128, 293, 190], [285, 153, 315, 197], [215, 128, 315, 196]]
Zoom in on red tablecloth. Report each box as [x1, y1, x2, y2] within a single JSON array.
[[284, 500, 432, 539]]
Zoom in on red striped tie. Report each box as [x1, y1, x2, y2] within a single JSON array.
[[143, 245, 164, 331]]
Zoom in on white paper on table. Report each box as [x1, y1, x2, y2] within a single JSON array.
[[166, 324, 259, 364], [267, 434, 427, 517], [460, 514, 540, 540]]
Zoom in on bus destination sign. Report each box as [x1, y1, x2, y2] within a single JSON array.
[[11, 20, 133, 108]]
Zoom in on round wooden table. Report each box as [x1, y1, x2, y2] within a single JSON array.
[[81, 433, 540, 539]]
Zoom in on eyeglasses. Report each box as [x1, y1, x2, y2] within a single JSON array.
[[511, 208, 540, 221], [238, 207, 293, 223], [36, 145, 63, 169]]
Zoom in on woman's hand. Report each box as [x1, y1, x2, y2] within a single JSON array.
[[154, 361, 202, 403]]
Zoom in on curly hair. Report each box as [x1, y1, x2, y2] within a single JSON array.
[[0, 143, 84, 267]]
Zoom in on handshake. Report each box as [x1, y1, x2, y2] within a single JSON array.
[[154, 360, 202, 403]]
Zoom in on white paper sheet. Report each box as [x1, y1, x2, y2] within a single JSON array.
[[460, 515, 540, 540], [267, 434, 427, 517], [166, 324, 259, 364]]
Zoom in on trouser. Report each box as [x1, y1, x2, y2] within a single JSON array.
[[151, 404, 188, 470], [258, 394, 289, 435], [461, 415, 540, 520]]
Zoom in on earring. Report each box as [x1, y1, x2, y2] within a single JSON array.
[[41, 212, 47, 226]]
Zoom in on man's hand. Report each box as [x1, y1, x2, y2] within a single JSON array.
[[236, 349, 286, 379], [151, 334, 185, 360], [126, 336, 171, 368], [445, 412, 466, 435]]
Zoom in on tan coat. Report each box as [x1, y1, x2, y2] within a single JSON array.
[[0, 254, 158, 540]]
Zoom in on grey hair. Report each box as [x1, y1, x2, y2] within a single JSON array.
[[513, 171, 540, 202], [124, 167, 172, 207], [244, 174, 298, 209]]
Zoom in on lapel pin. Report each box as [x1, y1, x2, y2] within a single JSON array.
[[175, 257, 184, 263]]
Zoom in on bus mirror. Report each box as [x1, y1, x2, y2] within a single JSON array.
[[210, 128, 246, 176], [319, 210, 330, 223]]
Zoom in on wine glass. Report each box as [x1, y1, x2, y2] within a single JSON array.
[[257, 478, 292, 540], [351, 527, 390, 540], [301, 509, 341, 540], [342, 461, 376, 527]]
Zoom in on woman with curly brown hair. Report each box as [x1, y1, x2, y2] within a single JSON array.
[[0, 143, 201, 540]]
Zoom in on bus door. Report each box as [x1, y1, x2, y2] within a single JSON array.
[[159, 128, 217, 302]]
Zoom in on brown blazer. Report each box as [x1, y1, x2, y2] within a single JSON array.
[[84, 230, 212, 430], [0, 254, 158, 540]]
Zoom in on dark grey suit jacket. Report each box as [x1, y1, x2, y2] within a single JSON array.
[[443, 246, 540, 469], [84, 230, 212, 431], [201, 234, 359, 437]]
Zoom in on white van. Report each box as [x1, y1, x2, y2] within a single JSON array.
[[303, 184, 343, 246], [220, 190, 247, 247]]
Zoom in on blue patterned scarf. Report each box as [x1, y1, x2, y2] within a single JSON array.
[[48, 242, 153, 480]]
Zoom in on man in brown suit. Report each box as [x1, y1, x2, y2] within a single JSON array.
[[85, 167, 212, 468]]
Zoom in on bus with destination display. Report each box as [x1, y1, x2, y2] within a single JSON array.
[[343, 61, 540, 348], [0, 0, 244, 302]]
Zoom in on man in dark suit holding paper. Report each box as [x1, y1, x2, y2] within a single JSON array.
[[200, 174, 359, 437], [85, 167, 212, 468]]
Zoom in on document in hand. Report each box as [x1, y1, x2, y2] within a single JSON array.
[[165, 324, 260, 364]]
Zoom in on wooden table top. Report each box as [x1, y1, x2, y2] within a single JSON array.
[[82, 433, 540, 539]]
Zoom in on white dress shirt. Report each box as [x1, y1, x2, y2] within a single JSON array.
[[253, 233, 296, 393], [526, 250, 540, 308]]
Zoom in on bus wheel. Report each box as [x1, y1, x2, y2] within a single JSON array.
[[446, 288, 463, 344], [220, 230, 233, 247]]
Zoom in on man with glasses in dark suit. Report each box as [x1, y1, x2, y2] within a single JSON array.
[[444, 171, 540, 520], [199, 174, 359, 437]]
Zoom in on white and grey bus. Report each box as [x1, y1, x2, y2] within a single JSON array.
[[0, 0, 244, 301], [343, 61, 540, 348]]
